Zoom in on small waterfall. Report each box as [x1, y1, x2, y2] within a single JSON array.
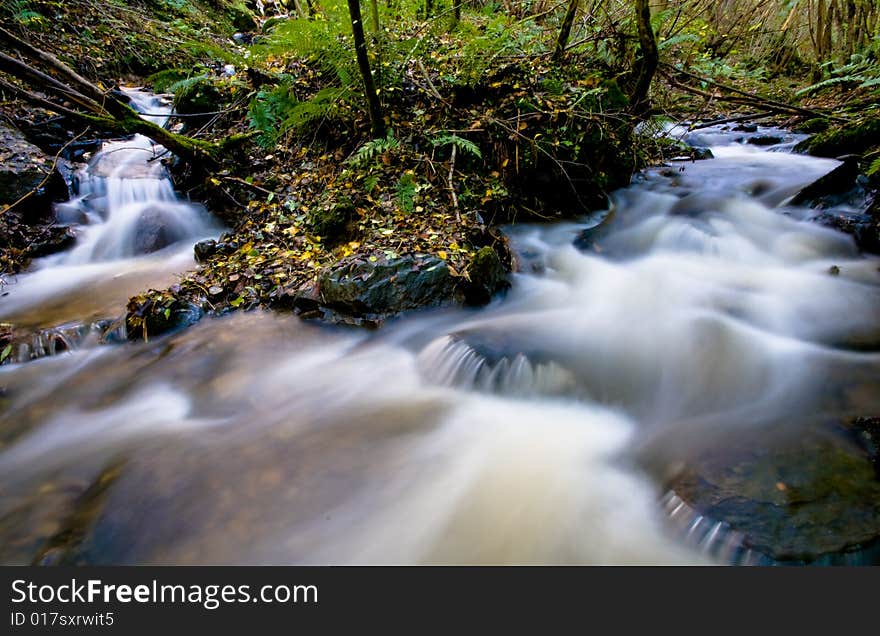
[[50, 88, 217, 265], [0, 87, 219, 342]]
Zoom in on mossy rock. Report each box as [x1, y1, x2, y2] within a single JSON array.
[[464, 246, 510, 305], [796, 118, 830, 134], [126, 291, 204, 341], [173, 77, 227, 131], [795, 117, 880, 158], [307, 198, 355, 243], [311, 255, 456, 320]]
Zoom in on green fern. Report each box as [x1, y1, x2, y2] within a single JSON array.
[[430, 134, 482, 160], [396, 172, 418, 213], [346, 132, 401, 167], [166, 74, 211, 99]]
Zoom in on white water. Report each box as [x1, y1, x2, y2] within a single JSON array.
[[0, 127, 878, 565], [0, 88, 219, 328]]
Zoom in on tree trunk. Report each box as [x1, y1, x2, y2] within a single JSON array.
[[552, 0, 580, 62], [346, 0, 385, 138], [369, 0, 380, 32], [630, 0, 658, 115]]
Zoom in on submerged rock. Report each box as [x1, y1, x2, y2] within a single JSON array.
[[747, 134, 784, 146], [664, 427, 880, 564]]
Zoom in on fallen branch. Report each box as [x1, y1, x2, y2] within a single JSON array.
[[661, 63, 847, 123], [688, 111, 777, 130], [0, 29, 220, 169]]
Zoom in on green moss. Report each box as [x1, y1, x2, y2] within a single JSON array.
[[795, 117, 880, 157], [464, 246, 509, 305], [797, 118, 830, 134], [307, 198, 355, 243]]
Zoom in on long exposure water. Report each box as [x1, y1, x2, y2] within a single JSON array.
[[0, 114, 878, 565]]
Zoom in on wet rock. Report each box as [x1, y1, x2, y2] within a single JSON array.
[[53, 199, 89, 225], [747, 134, 784, 146], [194, 239, 219, 263], [0, 124, 66, 218], [733, 123, 758, 133], [27, 226, 77, 258], [657, 138, 714, 162], [133, 207, 175, 254], [670, 192, 729, 217], [463, 246, 510, 305], [126, 291, 204, 341], [850, 417, 880, 478], [790, 155, 862, 207], [293, 255, 458, 323], [665, 429, 880, 564], [811, 210, 880, 254]]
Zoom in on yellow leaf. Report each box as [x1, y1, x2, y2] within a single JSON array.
[[438, 251, 447, 260]]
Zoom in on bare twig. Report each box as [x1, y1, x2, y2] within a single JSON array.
[[447, 143, 460, 224]]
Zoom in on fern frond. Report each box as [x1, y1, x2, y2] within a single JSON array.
[[431, 134, 482, 160], [346, 132, 401, 167]]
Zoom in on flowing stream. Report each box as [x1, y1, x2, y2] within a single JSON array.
[[1, 113, 879, 565]]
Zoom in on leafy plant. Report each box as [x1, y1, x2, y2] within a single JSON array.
[[430, 134, 482, 160], [346, 132, 401, 167], [395, 172, 418, 213]]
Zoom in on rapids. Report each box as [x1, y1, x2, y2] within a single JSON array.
[[0, 120, 878, 565]]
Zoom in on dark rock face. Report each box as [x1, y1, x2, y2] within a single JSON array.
[[0, 124, 66, 218], [27, 226, 77, 258], [316, 255, 457, 319], [733, 123, 758, 133], [665, 427, 880, 564], [811, 210, 880, 254], [792, 156, 880, 254], [463, 246, 510, 305], [747, 134, 784, 146], [133, 207, 175, 254], [790, 156, 861, 207]]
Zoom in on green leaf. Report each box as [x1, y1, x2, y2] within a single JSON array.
[[430, 134, 482, 160], [1, 344, 11, 362]]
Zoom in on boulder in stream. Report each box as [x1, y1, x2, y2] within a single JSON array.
[[311, 254, 458, 322]]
